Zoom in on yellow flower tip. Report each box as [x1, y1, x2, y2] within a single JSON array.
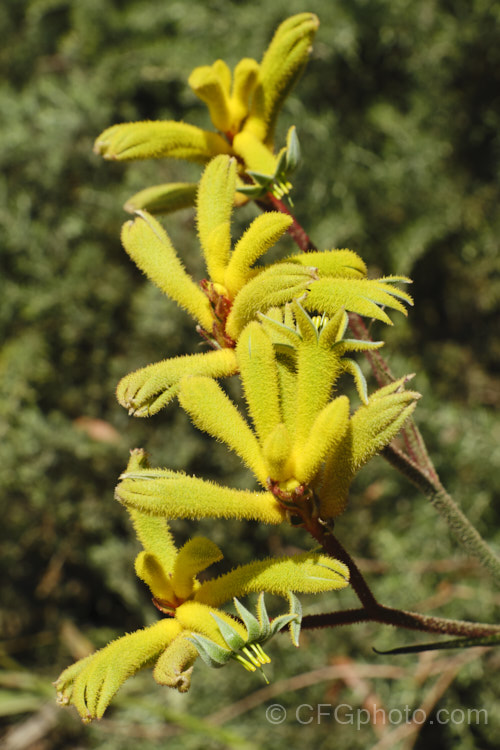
[[189, 63, 232, 134], [189, 58, 260, 138], [244, 13, 320, 144], [230, 58, 260, 133]]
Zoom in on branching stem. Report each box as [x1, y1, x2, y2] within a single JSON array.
[[263, 196, 500, 585], [304, 518, 500, 639]]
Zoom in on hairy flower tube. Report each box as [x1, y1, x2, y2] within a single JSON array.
[[55, 483, 349, 722], [116, 152, 412, 417], [116, 154, 314, 415], [116, 306, 419, 525], [93, 14, 319, 213]]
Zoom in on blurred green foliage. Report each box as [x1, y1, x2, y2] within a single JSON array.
[[1, 0, 499, 748]]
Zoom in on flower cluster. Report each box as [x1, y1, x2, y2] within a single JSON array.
[[57, 13, 420, 723], [94, 13, 320, 213], [56, 452, 348, 721]]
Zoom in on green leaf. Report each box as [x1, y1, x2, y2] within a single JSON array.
[[285, 126, 301, 172], [373, 633, 500, 656]]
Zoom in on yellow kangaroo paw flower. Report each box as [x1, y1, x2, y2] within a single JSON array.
[[128, 511, 178, 572], [194, 551, 349, 607], [350, 390, 420, 469], [229, 58, 260, 132], [293, 396, 350, 484], [94, 120, 231, 161], [319, 387, 420, 518], [236, 322, 282, 443], [225, 263, 316, 341], [116, 348, 237, 417], [64, 619, 182, 721], [224, 212, 292, 296], [285, 249, 367, 278], [153, 634, 198, 692], [121, 210, 213, 330], [116, 471, 285, 525], [135, 551, 176, 601], [244, 13, 319, 144], [196, 155, 237, 283], [262, 423, 294, 481], [176, 601, 247, 647], [232, 130, 278, 174], [189, 60, 233, 134], [172, 537, 223, 600], [304, 277, 412, 325], [179, 375, 268, 483]]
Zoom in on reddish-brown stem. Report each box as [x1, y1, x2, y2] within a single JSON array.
[[304, 517, 500, 639], [301, 606, 500, 638], [260, 194, 317, 252], [307, 517, 377, 608]]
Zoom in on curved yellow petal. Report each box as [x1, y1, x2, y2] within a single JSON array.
[[189, 61, 232, 133], [116, 348, 237, 417], [195, 551, 349, 607], [172, 537, 223, 600], [196, 155, 237, 283], [175, 601, 247, 646], [225, 212, 292, 296], [236, 322, 282, 443], [153, 634, 198, 692], [121, 211, 213, 330], [135, 551, 175, 601], [244, 13, 319, 144], [293, 396, 350, 484], [68, 619, 182, 721], [179, 376, 268, 484], [94, 121, 231, 162]]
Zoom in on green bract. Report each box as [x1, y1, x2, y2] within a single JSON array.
[[188, 593, 302, 682]]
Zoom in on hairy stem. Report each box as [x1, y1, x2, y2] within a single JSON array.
[[303, 520, 500, 638], [301, 607, 500, 638], [383, 444, 500, 583]]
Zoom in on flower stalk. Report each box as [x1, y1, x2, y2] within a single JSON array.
[[56, 12, 498, 725]]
